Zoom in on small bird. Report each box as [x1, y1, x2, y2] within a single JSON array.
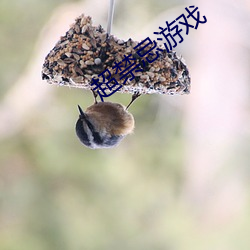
[[75, 92, 140, 149]]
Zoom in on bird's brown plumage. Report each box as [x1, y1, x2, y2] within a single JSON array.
[[85, 102, 134, 135]]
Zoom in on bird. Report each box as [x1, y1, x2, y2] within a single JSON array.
[[75, 92, 140, 149]]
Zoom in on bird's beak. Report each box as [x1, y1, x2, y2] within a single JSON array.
[[77, 105, 86, 119]]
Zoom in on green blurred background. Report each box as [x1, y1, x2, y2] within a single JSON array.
[[1, 0, 250, 249]]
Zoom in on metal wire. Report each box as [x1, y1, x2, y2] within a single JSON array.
[[107, 0, 115, 34]]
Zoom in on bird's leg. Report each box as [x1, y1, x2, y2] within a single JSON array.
[[91, 89, 98, 104], [126, 92, 141, 110]]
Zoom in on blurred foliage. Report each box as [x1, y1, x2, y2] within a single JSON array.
[[0, 1, 188, 249], [1, 1, 250, 250], [0, 0, 72, 98]]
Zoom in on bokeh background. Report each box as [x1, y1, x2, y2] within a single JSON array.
[[1, 0, 250, 249]]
